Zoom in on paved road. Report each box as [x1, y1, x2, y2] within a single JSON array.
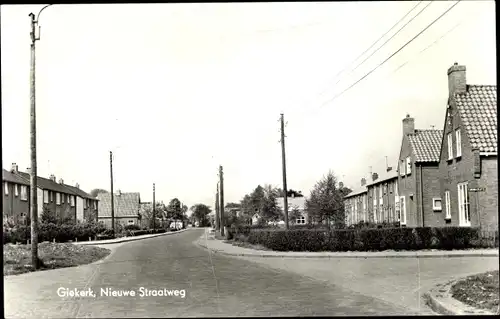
[[5, 229, 468, 317]]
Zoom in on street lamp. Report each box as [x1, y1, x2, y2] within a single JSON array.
[[28, 4, 53, 270]]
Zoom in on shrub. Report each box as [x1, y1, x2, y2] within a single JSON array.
[[241, 227, 498, 252], [124, 224, 141, 231]]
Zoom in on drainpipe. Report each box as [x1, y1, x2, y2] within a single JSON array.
[[420, 165, 425, 227]]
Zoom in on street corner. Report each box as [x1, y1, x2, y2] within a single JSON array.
[[424, 279, 497, 315]]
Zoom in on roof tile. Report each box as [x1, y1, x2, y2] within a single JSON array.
[[97, 192, 140, 218], [408, 129, 443, 162], [455, 85, 497, 154]]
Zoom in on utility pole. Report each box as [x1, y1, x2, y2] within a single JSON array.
[[153, 183, 156, 232], [28, 5, 52, 269], [215, 183, 220, 231], [110, 151, 115, 234], [219, 165, 225, 236], [280, 113, 289, 229]]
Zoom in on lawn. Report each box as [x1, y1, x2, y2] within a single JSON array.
[[450, 270, 499, 314], [3, 242, 111, 276]]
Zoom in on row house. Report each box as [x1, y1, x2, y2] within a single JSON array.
[[3, 164, 99, 224], [366, 169, 399, 224], [97, 190, 141, 228], [438, 63, 497, 230], [344, 178, 368, 226], [63, 183, 99, 223], [397, 116, 443, 227], [3, 168, 31, 224]]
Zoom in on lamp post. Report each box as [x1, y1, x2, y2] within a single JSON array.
[[28, 4, 53, 270]]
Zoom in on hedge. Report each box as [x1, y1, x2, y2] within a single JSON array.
[[243, 227, 499, 252]]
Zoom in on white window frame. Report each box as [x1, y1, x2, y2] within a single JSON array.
[[93, 201, 97, 209], [379, 186, 383, 205], [44, 190, 49, 204], [4, 182, 8, 195], [400, 196, 406, 225], [457, 182, 471, 226], [70, 195, 75, 207], [56, 193, 61, 205], [455, 129, 462, 158], [20, 186, 28, 201], [296, 215, 306, 225], [406, 157, 412, 175], [444, 191, 451, 219], [447, 133, 453, 160], [14, 184, 19, 197], [432, 198, 442, 211], [128, 220, 134, 225], [400, 160, 405, 176]]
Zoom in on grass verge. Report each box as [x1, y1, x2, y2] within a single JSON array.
[[4, 242, 111, 276], [450, 270, 499, 314], [224, 239, 270, 251]]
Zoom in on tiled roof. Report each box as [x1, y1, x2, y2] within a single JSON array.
[[407, 129, 443, 162], [455, 85, 497, 154], [97, 192, 140, 218], [344, 185, 368, 198], [366, 169, 398, 186], [16, 171, 77, 194], [62, 184, 97, 200], [2, 169, 30, 185]]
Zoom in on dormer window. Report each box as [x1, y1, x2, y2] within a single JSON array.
[[455, 129, 462, 158]]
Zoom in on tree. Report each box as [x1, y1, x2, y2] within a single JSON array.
[[261, 185, 281, 223], [305, 170, 345, 229], [89, 189, 108, 198], [139, 202, 167, 229], [277, 188, 304, 198], [288, 205, 301, 225], [191, 204, 212, 227]]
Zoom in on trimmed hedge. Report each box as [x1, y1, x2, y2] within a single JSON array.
[[244, 227, 499, 252]]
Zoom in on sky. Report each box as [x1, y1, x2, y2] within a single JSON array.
[[1, 1, 496, 210]]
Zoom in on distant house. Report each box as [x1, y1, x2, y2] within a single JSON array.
[[276, 196, 307, 225], [62, 184, 99, 223], [97, 190, 141, 228], [344, 178, 368, 226], [3, 166, 31, 224], [438, 63, 497, 230], [397, 115, 443, 227], [366, 168, 399, 224]]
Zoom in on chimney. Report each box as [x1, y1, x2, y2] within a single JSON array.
[[49, 174, 56, 182], [447, 62, 466, 96], [386, 167, 392, 172], [26, 168, 31, 175], [361, 178, 366, 186], [402, 114, 415, 136], [58, 178, 64, 184], [75, 183, 80, 189], [11, 163, 18, 173], [372, 172, 379, 182]]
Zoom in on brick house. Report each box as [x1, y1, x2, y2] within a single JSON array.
[[344, 178, 368, 226], [3, 166, 31, 225], [62, 183, 99, 223], [438, 63, 497, 230], [397, 116, 443, 227], [97, 190, 141, 228], [366, 168, 399, 224]]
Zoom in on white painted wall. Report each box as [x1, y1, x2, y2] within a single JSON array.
[[76, 196, 84, 222], [37, 188, 43, 218]]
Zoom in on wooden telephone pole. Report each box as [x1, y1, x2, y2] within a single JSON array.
[[219, 166, 225, 236], [110, 151, 115, 234], [215, 183, 220, 231], [280, 114, 289, 229], [153, 183, 156, 232]]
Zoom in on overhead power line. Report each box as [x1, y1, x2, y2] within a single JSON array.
[[315, 1, 424, 98], [318, 0, 461, 109]]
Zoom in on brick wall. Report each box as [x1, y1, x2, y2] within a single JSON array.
[[418, 165, 444, 227], [2, 181, 30, 224], [398, 136, 418, 227], [478, 157, 498, 231], [99, 217, 139, 228]]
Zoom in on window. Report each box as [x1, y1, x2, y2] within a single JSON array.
[[4, 182, 8, 195], [128, 220, 135, 225], [15, 185, 19, 197], [400, 196, 406, 225], [379, 186, 383, 205], [447, 133, 453, 160], [455, 129, 462, 157], [70, 196, 75, 207], [296, 215, 306, 225], [56, 193, 61, 205], [389, 183, 393, 194], [20, 186, 28, 201], [406, 157, 411, 175], [457, 182, 470, 226], [433, 198, 442, 211], [93, 201, 97, 209], [44, 190, 49, 204], [85, 199, 88, 208], [445, 191, 451, 219], [399, 160, 405, 176]]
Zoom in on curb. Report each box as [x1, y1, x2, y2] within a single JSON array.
[[195, 241, 499, 258], [75, 228, 190, 246], [424, 278, 498, 315]]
